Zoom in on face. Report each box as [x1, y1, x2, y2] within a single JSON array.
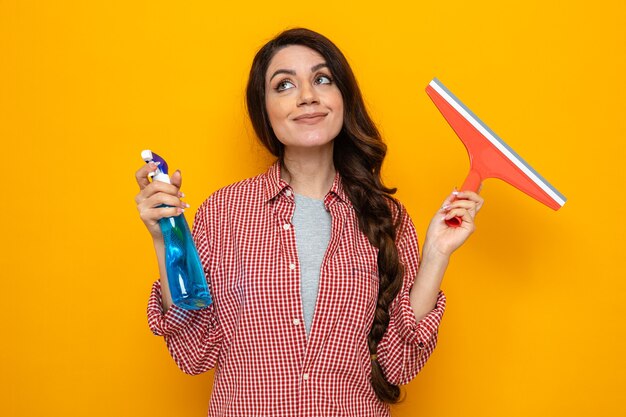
[[264, 45, 344, 151]]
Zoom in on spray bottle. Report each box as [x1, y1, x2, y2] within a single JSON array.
[[141, 150, 212, 310]]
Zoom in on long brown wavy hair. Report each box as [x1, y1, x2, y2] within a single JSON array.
[[246, 28, 405, 403]]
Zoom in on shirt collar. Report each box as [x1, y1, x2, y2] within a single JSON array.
[[263, 160, 351, 207]]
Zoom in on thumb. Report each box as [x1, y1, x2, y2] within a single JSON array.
[[170, 169, 182, 188]]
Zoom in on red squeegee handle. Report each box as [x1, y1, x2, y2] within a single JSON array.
[[446, 169, 482, 228]]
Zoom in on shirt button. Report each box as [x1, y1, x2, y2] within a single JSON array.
[[289, 263, 296, 270], [302, 373, 309, 381], [285, 189, 292, 197], [293, 318, 300, 326], [283, 223, 291, 230]]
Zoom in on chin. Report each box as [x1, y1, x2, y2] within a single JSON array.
[[294, 136, 334, 148], [279, 131, 335, 148]]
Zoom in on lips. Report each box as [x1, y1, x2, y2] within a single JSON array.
[[293, 112, 328, 123]]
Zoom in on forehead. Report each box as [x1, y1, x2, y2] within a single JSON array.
[[266, 45, 326, 76]]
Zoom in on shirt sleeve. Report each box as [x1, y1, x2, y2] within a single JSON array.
[[376, 205, 447, 385], [146, 200, 223, 375]]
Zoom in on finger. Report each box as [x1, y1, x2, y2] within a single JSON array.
[[444, 207, 475, 230], [439, 188, 460, 212], [444, 199, 476, 209], [444, 208, 471, 223], [139, 206, 185, 224], [452, 190, 484, 212], [443, 200, 477, 214], [453, 190, 482, 203], [140, 192, 188, 211], [135, 162, 159, 190], [170, 169, 182, 189], [138, 180, 182, 201], [135, 181, 183, 206]]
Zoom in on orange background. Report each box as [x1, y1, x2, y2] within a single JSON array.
[[1, 1, 624, 416]]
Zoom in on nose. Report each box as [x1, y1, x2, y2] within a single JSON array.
[[297, 83, 319, 106]]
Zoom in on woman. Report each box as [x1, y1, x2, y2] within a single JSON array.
[[134, 28, 483, 417]]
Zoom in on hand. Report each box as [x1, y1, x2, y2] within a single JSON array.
[[134, 162, 187, 241], [422, 189, 484, 258]]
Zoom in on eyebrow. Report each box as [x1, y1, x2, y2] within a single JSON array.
[[269, 63, 329, 82]]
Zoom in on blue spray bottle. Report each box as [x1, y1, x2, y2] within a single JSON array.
[[141, 150, 212, 310]]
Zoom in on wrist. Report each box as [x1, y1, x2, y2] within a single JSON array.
[[152, 236, 165, 255], [421, 242, 451, 266]]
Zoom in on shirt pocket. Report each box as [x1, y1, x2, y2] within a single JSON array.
[[348, 266, 379, 336]]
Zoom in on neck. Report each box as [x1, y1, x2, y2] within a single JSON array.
[[281, 143, 336, 200]]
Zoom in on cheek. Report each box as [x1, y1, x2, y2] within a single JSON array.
[[268, 95, 293, 116], [331, 94, 344, 130], [265, 98, 283, 125], [265, 97, 291, 140]]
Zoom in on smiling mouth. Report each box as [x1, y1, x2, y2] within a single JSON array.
[[293, 112, 328, 124]]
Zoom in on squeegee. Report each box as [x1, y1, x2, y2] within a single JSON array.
[[426, 78, 567, 227]]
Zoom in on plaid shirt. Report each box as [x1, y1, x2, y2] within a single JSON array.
[[147, 161, 446, 417]]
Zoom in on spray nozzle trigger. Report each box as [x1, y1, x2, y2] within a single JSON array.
[[141, 149, 171, 184]]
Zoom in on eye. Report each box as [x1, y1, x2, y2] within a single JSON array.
[[275, 79, 295, 92], [314, 74, 333, 85]]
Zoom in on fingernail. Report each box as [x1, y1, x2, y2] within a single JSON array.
[[184, 202, 190, 208], [442, 204, 450, 210], [179, 191, 185, 198], [452, 191, 459, 196]]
